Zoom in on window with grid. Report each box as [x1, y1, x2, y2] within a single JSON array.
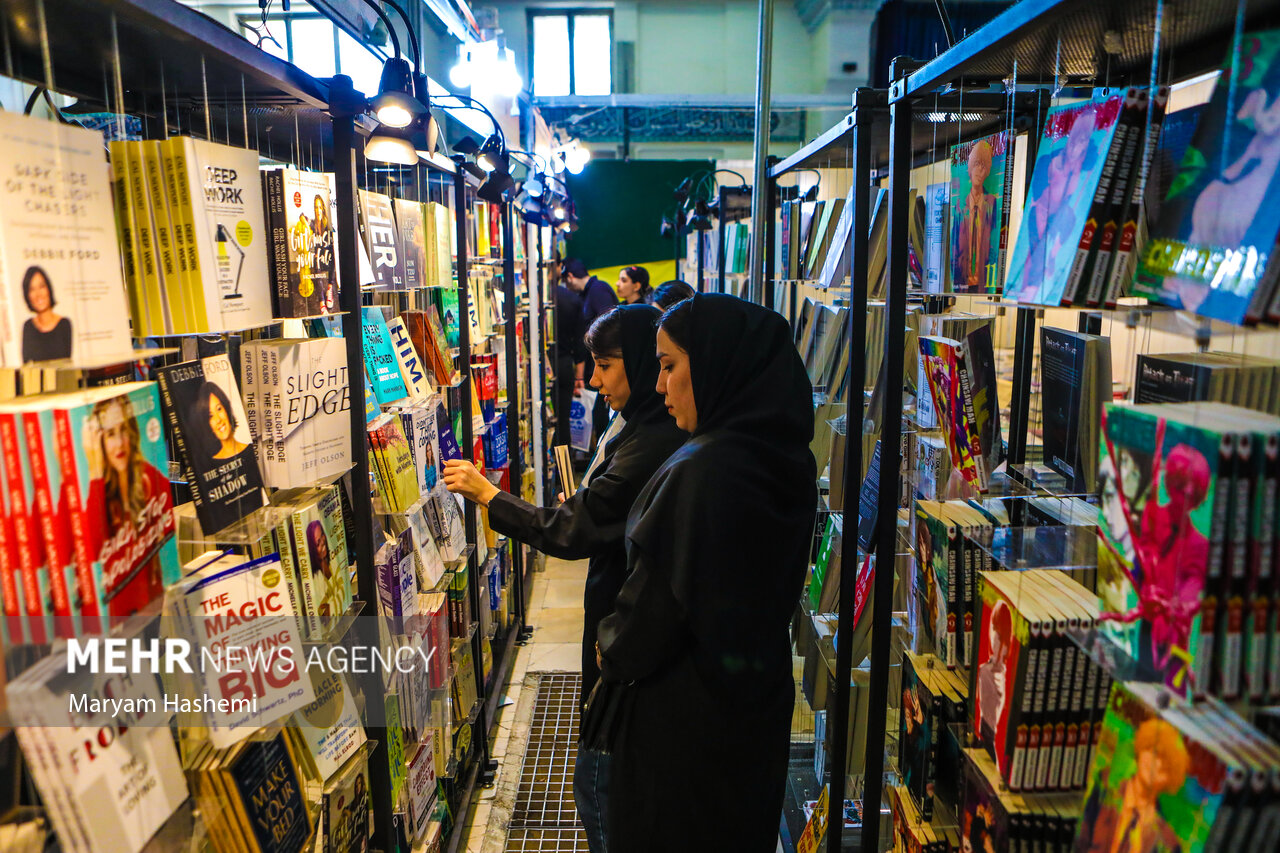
[[528, 10, 612, 97], [238, 13, 385, 97]]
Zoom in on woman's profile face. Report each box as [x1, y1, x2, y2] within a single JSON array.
[[208, 393, 233, 442], [27, 272, 52, 312], [616, 271, 639, 303], [101, 404, 132, 475], [656, 328, 695, 432], [591, 353, 631, 412]]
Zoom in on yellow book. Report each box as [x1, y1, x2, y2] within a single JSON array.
[[123, 141, 166, 335], [161, 137, 208, 333], [420, 201, 438, 289], [475, 201, 490, 256], [108, 141, 145, 335], [429, 201, 454, 289], [142, 140, 185, 333]]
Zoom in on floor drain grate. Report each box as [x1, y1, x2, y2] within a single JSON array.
[[504, 673, 589, 852]]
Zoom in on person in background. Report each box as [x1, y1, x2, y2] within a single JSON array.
[[442, 305, 686, 853], [616, 266, 651, 305], [553, 280, 586, 448], [652, 279, 695, 311], [563, 258, 619, 442], [585, 294, 816, 852]]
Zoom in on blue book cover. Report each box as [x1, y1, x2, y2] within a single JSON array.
[[362, 306, 409, 404], [1004, 93, 1124, 306], [1134, 30, 1280, 325]]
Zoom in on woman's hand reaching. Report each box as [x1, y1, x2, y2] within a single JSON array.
[[443, 459, 501, 506]]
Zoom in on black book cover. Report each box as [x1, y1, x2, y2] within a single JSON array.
[[856, 439, 881, 551], [155, 354, 265, 534], [228, 732, 313, 853], [1134, 353, 1212, 403], [1040, 327, 1111, 493]]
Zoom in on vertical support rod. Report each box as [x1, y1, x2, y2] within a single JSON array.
[[1007, 116, 1043, 470], [747, 0, 775, 305], [717, 186, 728, 294], [826, 87, 875, 853], [861, 92, 912, 853], [696, 227, 705, 292], [764, 161, 778, 310], [331, 75, 391, 853], [502, 201, 526, 631], [453, 166, 492, 770]]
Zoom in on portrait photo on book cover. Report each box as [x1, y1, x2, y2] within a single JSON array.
[[21, 265, 73, 362], [79, 391, 171, 618], [306, 516, 342, 630], [188, 375, 264, 494]]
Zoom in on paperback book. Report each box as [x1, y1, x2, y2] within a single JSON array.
[[1039, 327, 1113, 492], [291, 668, 368, 783], [358, 190, 405, 290], [918, 325, 1004, 491], [262, 167, 337, 318], [949, 130, 1013, 293]]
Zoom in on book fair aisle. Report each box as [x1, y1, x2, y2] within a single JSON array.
[[777, 0, 1280, 851], [0, 0, 574, 850]]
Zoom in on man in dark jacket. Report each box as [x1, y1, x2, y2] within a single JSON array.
[[563, 258, 618, 443]]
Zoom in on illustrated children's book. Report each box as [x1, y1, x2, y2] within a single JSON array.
[[1004, 93, 1126, 306], [1134, 29, 1280, 326], [949, 130, 1013, 294]]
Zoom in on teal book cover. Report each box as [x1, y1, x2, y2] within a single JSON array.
[[362, 306, 409, 405]]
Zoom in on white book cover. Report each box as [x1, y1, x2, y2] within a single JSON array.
[[175, 138, 272, 330], [292, 668, 367, 782], [177, 552, 314, 747], [10, 641, 187, 853], [0, 112, 133, 367], [407, 497, 447, 589], [386, 316, 432, 397], [262, 337, 352, 487]]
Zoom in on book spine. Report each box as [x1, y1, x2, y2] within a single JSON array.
[[961, 530, 977, 667], [109, 141, 145, 335], [52, 410, 108, 636], [125, 141, 164, 336], [1050, 623, 1077, 790], [1036, 628, 1065, 790], [997, 134, 1014, 291], [945, 523, 959, 668], [1105, 86, 1170, 308], [20, 413, 75, 638], [273, 520, 308, 640], [264, 170, 290, 317], [0, 456, 24, 644], [1007, 626, 1040, 791], [241, 342, 259, 443], [1248, 436, 1275, 702], [158, 138, 197, 335], [1063, 101, 1130, 306], [0, 415, 46, 644], [292, 508, 323, 638], [143, 140, 183, 334], [955, 342, 987, 488], [1085, 91, 1146, 306], [922, 687, 938, 822], [1067, 633, 1091, 788], [1077, 655, 1100, 789], [1220, 431, 1254, 700], [1196, 431, 1236, 698], [165, 138, 213, 333]]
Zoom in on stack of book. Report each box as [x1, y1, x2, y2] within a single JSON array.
[[367, 414, 420, 514], [240, 336, 352, 490], [319, 753, 373, 853], [1098, 401, 1280, 703], [970, 569, 1107, 794], [1134, 351, 1280, 414], [959, 747, 1082, 853], [897, 651, 968, 822], [110, 136, 273, 335], [889, 785, 958, 852]]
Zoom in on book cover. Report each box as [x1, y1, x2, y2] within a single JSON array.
[[1135, 30, 1280, 325], [224, 731, 314, 853], [0, 112, 133, 366], [168, 137, 273, 331], [949, 130, 1012, 293], [292, 667, 368, 783], [155, 355, 266, 534], [395, 198, 427, 290], [322, 752, 371, 853], [291, 485, 352, 638], [386, 315, 432, 397], [362, 306, 410, 405], [368, 413, 420, 513], [1005, 94, 1126, 306], [1073, 683, 1228, 853], [265, 168, 337, 318], [436, 290, 460, 349], [919, 336, 979, 490], [358, 190, 404, 290], [971, 571, 1034, 786], [406, 736, 438, 840], [899, 652, 936, 819], [55, 382, 179, 631], [924, 181, 950, 293], [263, 337, 352, 488], [376, 527, 420, 636], [428, 201, 454, 289], [176, 552, 315, 746], [1040, 327, 1112, 493], [1096, 404, 1225, 693]]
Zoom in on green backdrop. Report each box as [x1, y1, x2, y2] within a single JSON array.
[[564, 159, 713, 271]]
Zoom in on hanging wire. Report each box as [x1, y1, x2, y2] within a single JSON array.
[[243, 0, 284, 53]]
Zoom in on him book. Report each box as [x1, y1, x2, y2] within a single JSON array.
[[1039, 327, 1112, 492], [949, 130, 1013, 293], [162, 137, 273, 331], [1135, 30, 1280, 325], [156, 354, 266, 534], [358, 190, 405, 289], [1004, 92, 1126, 306], [0, 112, 133, 366], [262, 168, 337, 318], [918, 325, 1004, 491]]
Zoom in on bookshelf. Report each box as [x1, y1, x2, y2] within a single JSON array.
[[768, 1, 1280, 851], [0, 3, 538, 853]]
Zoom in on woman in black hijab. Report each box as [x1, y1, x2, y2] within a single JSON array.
[[443, 304, 686, 852], [588, 293, 817, 852]]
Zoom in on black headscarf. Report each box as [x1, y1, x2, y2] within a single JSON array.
[[616, 304, 666, 426]]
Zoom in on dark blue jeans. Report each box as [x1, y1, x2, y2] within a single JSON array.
[[573, 745, 611, 852]]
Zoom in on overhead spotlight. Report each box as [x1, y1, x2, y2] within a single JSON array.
[[460, 159, 488, 180], [673, 177, 693, 203], [686, 198, 713, 231], [659, 216, 675, 239], [365, 127, 419, 165], [523, 174, 545, 197], [476, 135, 508, 174], [495, 47, 524, 97], [371, 57, 426, 129], [479, 170, 515, 203], [563, 143, 590, 175]]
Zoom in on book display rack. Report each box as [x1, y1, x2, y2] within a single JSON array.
[[0, 1, 547, 851], [767, 1, 1280, 851]]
